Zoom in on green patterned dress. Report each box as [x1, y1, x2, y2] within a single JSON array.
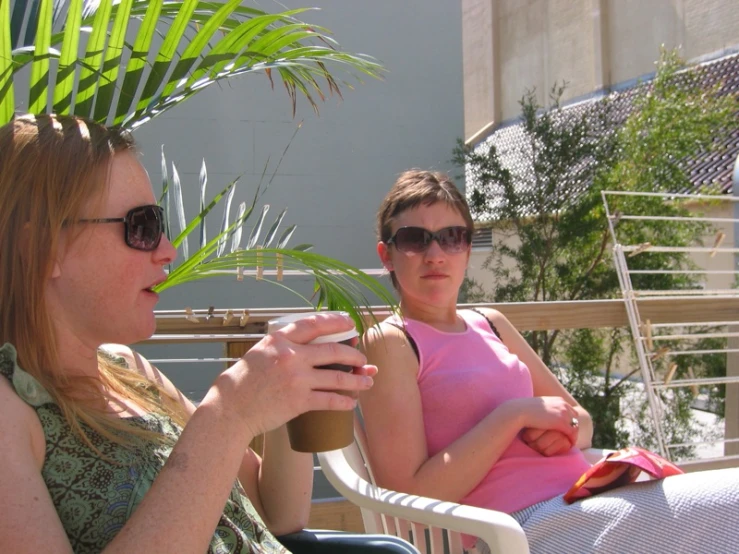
[[0, 343, 288, 554]]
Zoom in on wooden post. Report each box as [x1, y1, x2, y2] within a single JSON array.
[[727, 327, 739, 456]]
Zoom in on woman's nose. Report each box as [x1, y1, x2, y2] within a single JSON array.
[[423, 238, 446, 260], [154, 234, 178, 265]]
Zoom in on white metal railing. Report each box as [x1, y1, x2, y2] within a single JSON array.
[[603, 189, 739, 464]]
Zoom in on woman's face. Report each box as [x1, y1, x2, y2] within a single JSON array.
[[377, 201, 470, 309], [47, 151, 177, 348]]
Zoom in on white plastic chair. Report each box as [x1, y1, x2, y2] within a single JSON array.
[[318, 417, 612, 554]]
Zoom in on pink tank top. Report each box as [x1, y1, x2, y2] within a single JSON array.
[[392, 310, 591, 515]]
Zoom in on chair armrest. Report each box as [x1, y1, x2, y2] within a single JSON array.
[[318, 449, 530, 554], [582, 447, 616, 464]]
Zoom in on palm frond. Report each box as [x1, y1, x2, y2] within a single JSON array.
[[1, 0, 383, 127], [154, 248, 394, 334]]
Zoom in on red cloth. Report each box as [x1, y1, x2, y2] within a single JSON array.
[[564, 446, 684, 503]]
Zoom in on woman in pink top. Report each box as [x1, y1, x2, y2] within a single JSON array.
[[360, 170, 739, 553]]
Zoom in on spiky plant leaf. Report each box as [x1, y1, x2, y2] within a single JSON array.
[[217, 181, 237, 257], [246, 205, 269, 250], [230, 202, 247, 253], [171, 163, 188, 258], [199, 158, 208, 249]]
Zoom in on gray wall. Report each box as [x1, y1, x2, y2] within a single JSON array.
[[132, 1, 464, 402]]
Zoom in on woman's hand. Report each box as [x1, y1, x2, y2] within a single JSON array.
[[507, 396, 580, 445], [521, 428, 574, 456], [208, 312, 375, 439]]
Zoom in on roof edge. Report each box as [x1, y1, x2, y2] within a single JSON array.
[[466, 46, 739, 149]]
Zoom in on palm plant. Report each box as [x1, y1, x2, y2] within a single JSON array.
[[2, 0, 382, 126], [156, 146, 393, 325], [2, 0, 394, 329]]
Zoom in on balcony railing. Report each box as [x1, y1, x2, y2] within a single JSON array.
[[142, 296, 739, 530]]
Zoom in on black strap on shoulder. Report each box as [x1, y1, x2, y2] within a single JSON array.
[[469, 308, 503, 342], [384, 321, 420, 361]]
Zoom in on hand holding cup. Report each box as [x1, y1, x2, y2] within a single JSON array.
[[267, 311, 368, 452], [214, 311, 373, 443]]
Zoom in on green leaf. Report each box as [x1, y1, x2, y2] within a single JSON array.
[[113, 0, 163, 124], [153, 247, 395, 334], [262, 208, 287, 248], [276, 224, 297, 249], [157, 0, 244, 101], [28, 0, 54, 114], [93, 0, 133, 122], [217, 180, 237, 257], [159, 145, 171, 239], [171, 162, 188, 258], [182, 10, 311, 88], [3, 2, 384, 127], [75, 0, 113, 117], [199, 158, 208, 249], [246, 205, 269, 250], [52, 0, 83, 113], [171, 177, 240, 250], [132, 0, 198, 121], [230, 202, 247, 253], [0, 0, 14, 122]]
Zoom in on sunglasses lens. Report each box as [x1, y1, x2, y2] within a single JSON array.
[[438, 227, 470, 252], [393, 227, 430, 253], [126, 206, 163, 251]]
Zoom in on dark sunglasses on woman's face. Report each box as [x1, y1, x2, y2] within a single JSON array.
[[75, 204, 165, 252], [386, 226, 472, 254]]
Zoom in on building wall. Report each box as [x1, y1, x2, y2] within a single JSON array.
[[463, 0, 739, 140]]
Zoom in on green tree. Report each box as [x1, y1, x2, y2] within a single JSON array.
[[454, 49, 737, 451]]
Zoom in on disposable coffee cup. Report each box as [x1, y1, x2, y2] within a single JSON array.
[[267, 311, 359, 453]]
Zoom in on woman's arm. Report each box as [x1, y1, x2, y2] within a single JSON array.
[[236, 426, 313, 535], [102, 315, 373, 553], [481, 308, 594, 451], [0, 378, 75, 553], [359, 322, 579, 504], [113, 340, 333, 536]]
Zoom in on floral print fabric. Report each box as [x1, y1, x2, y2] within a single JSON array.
[[0, 343, 287, 554]]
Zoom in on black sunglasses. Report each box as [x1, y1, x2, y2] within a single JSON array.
[[76, 204, 165, 252], [386, 226, 472, 254]]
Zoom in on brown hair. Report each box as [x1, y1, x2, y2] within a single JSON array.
[[0, 114, 186, 450], [376, 169, 474, 288]]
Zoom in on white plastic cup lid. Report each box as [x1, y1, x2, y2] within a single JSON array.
[[267, 311, 358, 344]]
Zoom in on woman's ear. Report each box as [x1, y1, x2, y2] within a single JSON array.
[[377, 241, 393, 271], [50, 260, 62, 279], [19, 223, 65, 280]]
